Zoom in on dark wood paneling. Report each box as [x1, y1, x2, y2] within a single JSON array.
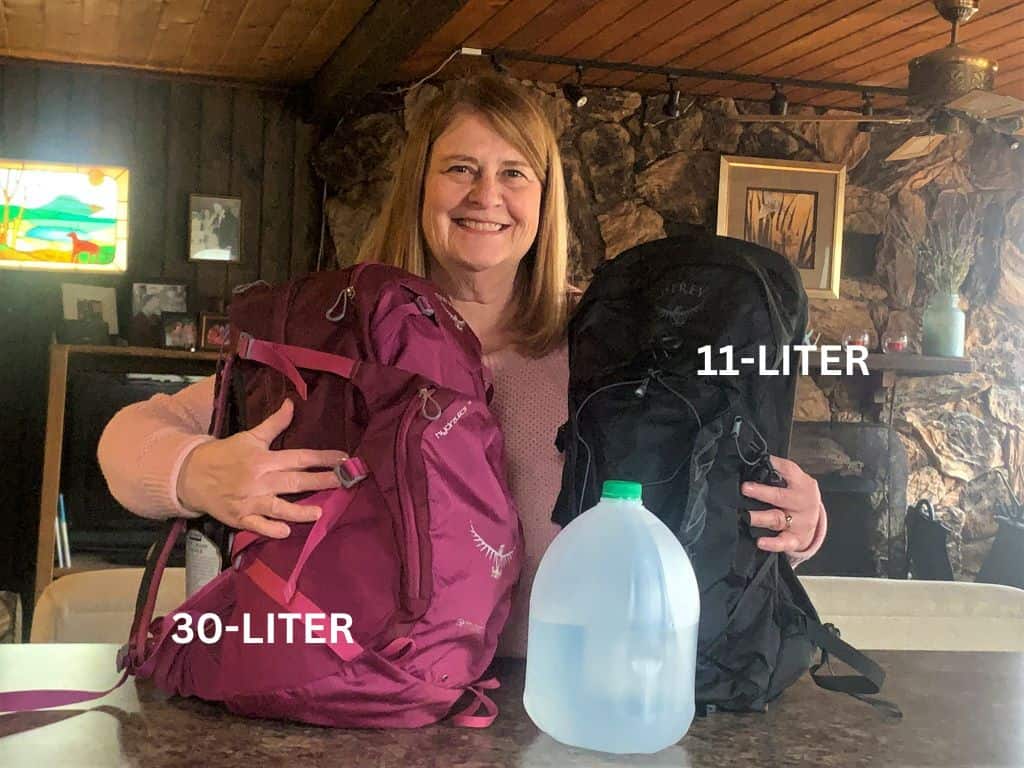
[[228, 89, 265, 290], [0, 60, 320, 626], [162, 82, 201, 287], [33, 67, 71, 162], [290, 120, 319, 278], [258, 97, 295, 285], [130, 79, 170, 283], [196, 85, 235, 305]]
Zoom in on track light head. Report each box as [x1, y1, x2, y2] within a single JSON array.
[[489, 54, 510, 75], [858, 92, 875, 133], [663, 77, 681, 118], [563, 65, 588, 108], [769, 83, 788, 116]]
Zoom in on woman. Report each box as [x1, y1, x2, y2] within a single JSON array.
[[98, 75, 825, 657]]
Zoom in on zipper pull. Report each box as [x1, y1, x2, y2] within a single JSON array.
[[419, 387, 442, 421], [325, 286, 356, 322]]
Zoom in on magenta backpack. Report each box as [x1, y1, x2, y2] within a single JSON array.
[[0, 264, 523, 728]]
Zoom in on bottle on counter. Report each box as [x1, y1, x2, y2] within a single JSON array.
[[524, 480, 700, 754], [184, 517, 234, 597]]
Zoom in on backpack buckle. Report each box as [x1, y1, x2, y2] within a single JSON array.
[[236, 331, 254, 359], [334, 457, 368, 488], [415, 295, 435, 318]]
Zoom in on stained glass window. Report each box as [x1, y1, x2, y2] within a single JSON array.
[[0, 159, 129, 273]]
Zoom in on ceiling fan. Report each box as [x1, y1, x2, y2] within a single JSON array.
[[732, 0, 1024, 160]]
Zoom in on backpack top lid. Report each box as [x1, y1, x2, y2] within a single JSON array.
[[569, 229, 808, 388]]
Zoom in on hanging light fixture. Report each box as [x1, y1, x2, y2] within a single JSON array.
[[769, 83, 788, 116], [858, 92, 875, 133], [663, 76, 681, 118], [562, 65, 587, 108]]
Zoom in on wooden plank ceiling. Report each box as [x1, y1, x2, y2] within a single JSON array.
[[399, 0, 1024, 110], [0, 0, 1021, 109]]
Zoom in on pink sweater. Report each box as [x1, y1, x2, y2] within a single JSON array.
[[99, 343, 825, 658]]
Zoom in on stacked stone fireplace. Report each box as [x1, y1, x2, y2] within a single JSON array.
[[316, 76, 1024, 582], [791, 422, 909, 577]]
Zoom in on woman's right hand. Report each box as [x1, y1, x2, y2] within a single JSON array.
[[176, 399, 347, 539]]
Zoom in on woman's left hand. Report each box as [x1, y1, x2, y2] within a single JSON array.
[[741, 456, 824, 554]]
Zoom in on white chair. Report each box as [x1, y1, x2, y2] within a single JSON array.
[[798, 575, 1024, 651], [31, 568, 185, 644]]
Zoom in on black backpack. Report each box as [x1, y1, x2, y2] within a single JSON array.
[[553, 231, 889, 714]]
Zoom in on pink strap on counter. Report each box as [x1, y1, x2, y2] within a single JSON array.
[[0, 671, 129, 713], [450, 677, 500, 728]]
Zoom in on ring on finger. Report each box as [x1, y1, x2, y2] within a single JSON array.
[[784, 513, 793, 530]]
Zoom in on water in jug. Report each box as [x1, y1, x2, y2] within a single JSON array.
[[523, 480, 701, 754]]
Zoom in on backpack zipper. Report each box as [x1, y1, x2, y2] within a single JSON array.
[[394, 386, 445, 605]]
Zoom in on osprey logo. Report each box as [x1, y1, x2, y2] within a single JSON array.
[[435, 403, 470, 439], [470, 523, 515, 579], [656, 301, 705, 327]]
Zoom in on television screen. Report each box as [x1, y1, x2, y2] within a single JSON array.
[[0, 159, 129, 273]]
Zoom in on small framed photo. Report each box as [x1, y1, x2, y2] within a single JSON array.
[[60, 283, 118, 334], [199, 312, 230, 351], [132, 282, 187, 318], [162, 312, 198, 350], [716, 155, 846, 300], [189, 194, 242, 262]]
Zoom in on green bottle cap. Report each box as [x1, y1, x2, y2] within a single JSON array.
[[601, 480, 643, 501]]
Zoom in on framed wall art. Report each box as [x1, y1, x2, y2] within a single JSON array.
[[717, 155, 846, 300], [188, 193, 241, 262], [0, 159, 129, 273], [199, 312, 230, 351]]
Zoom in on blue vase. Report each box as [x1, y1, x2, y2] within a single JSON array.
[[922, 293, 965, 357]]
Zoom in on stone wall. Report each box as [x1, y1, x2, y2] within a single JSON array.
[[316, 80, 1024, 579]]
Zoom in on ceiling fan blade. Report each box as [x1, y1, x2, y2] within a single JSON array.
[[884, 134, 946, 162], [945, 89, 1024, 119], [731, 114, 922, 123]]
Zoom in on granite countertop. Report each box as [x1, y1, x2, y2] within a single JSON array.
[[1, 645, 1023, 767]]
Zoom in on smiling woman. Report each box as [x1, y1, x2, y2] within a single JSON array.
[[98, 75, 827, 662], [358, 75, 569, 358]]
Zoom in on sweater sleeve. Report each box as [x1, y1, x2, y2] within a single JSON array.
[[97, 375, 218, 520]]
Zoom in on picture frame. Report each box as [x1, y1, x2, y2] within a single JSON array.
[[199, 312, 230, 352], [60, 283, 118, 334], [162, 312, 198, 350], [716, 155, 846, 300], [188, 193, 242, 263], [131, 281, 188, 318], [1, 159, 129, 274]]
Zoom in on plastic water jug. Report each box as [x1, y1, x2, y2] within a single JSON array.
[[523, 480, 700, 754]]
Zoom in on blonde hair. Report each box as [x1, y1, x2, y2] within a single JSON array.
[[358, 75, 569, 357]]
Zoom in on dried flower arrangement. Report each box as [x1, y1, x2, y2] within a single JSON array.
[[892, 192, 981, 297]]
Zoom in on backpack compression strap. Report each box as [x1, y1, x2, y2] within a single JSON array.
[[0, 517, 185, 713], [236, 332, 359, 400], [805, 618, 903, 720]]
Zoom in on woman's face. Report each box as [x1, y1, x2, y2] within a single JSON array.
[[421, 110, 542, 284]]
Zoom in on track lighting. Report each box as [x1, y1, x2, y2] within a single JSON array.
[[858, 92, 875, 133], [663, 77, 681, 118], [489, 54, 510, 75], [769, 83, 788, 116], [562, 65, 587, 108]]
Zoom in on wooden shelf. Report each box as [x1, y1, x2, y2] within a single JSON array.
[[802, 348, 974, 378], [861, 353, 974, 375], [35, 344, 220, 602]]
